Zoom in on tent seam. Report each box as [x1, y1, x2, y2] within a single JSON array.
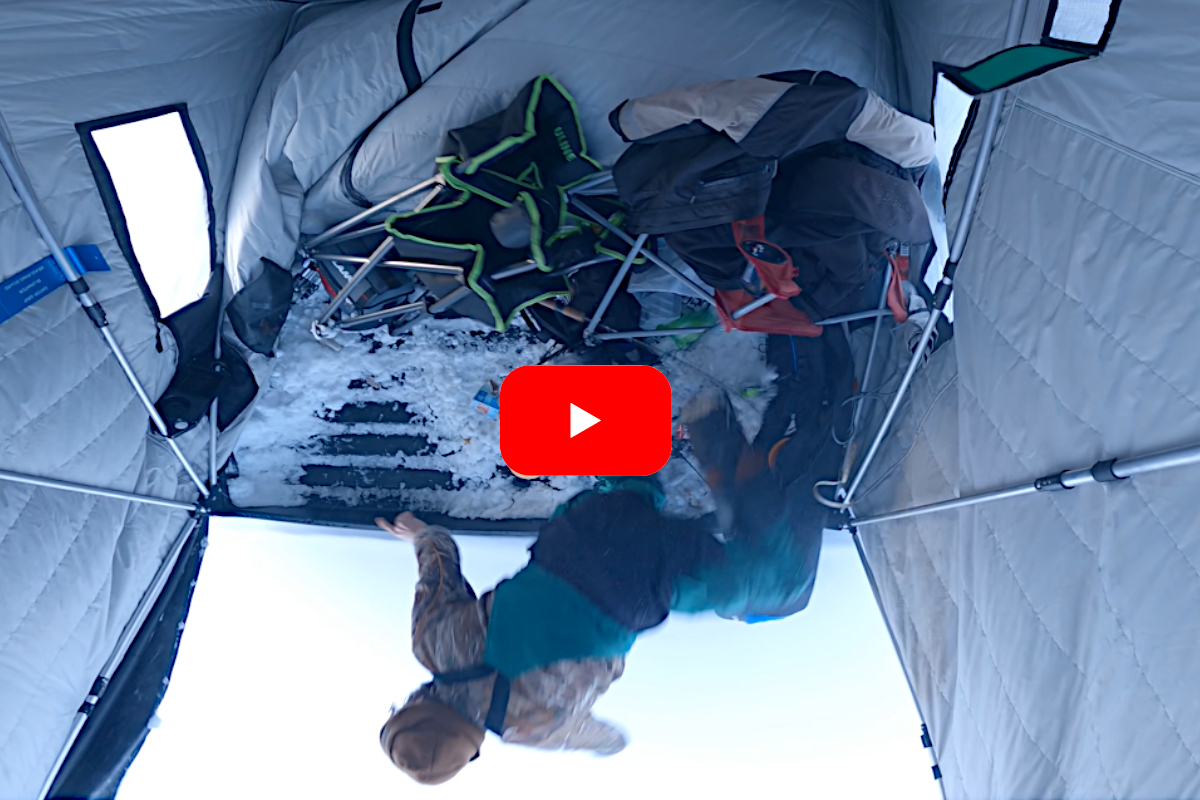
[[0, 492, 102, 678], [855, 368, 959, 506], [11, 364, 133, 463], [989, 141, 1200, 270], [973, 512, 1119, 798], [0, 3, 282, 36], [955, 374, 1200, 773], [870, 529, 983, 786], [1013, 101, 1200, 188], [953, 289, 1109, 445], [1, 524, 120, 758], [0, 306, 80, 362], [970, 211, 1200, 422], [0, 488, 39, 564], [50, 395, 145, 479], [0, 283, 155, 365], [869, 536, 958, 715], [956, 546, 1069, 796], [1125, 478, 1200, 618]]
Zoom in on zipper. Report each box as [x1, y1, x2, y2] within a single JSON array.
[[690, 164, 774, 202]]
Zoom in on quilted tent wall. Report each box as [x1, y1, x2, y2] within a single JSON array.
[[0, 2, 293, 796], [856, 0, 1200, 796]]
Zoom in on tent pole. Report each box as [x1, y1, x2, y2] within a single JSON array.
[[570, 199, 719, 307], [208, 266, 227, 490], [303, 176, 441, 250], [848, 529, 947, 793], [834, 0, 1030, 509], [0, 119, 209, 498], [37, 515, 203, 800], [208, 395, 219, 488], [0, 468, 202, 513], [843, 441, 1200, 529], [835, 262, 893, 496]]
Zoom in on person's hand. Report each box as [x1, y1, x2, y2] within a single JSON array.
[[375, 512, 427, 542]]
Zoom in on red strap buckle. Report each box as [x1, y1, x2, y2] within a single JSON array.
[[732, 216, 800, 299]]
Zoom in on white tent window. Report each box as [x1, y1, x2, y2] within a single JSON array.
[[1046, 0, 1117, 47], [925, 73, 975, 321], [932, 73, 974, 192], [88, 110, 212, 317]]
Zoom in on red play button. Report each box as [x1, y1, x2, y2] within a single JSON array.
[[500, 365, 672, 477]]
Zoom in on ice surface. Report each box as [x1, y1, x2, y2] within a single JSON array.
[[228, 293, 777, 520]]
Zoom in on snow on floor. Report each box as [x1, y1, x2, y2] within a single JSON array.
[[228, 292, 776, 519]]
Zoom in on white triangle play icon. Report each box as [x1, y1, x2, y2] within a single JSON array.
[[569, 403, 601, 438]]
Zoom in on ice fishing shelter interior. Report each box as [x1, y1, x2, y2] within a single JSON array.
[[3, 0, 1200, 798]]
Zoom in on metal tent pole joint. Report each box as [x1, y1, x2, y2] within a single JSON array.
[[78, 676, 110, 716], [1090, 458, 1124, 483], [66, 278, 108, 327], [931, 266, 956, 309], [1034, 470, 1072, 492], [920, 724, 943, 782], [842, 441, 1200, 529]]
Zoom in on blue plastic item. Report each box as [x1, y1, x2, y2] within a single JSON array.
[[0, 244, 110, 325]]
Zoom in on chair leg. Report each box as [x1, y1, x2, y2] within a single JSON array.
[[731, 292, 778, 320], [313, 237, 395, 334], [304, 176, 442, 250], [569, 198, 718, 308], [583, 232, 648, 340], [332, 301, 426, 330], [592, 327, 712, 341]]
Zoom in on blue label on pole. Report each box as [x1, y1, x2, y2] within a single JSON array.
[[0, 245, 109, 325]]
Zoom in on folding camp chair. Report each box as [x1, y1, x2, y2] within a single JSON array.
[[559, 171, 897, 346], [297, 167, 899, 345], [298, 176, 451, 336]]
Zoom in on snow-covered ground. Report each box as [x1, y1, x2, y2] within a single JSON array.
[[228, 291, 777, 519]]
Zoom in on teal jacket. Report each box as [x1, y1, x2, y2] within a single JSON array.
[[552, 476, 818, 624], [483, 563, 636, 679]]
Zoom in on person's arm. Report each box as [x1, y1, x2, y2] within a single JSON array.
[[506, 710, 628, 756], [553, 713, 628, 756], [377, 512, 482, 669]]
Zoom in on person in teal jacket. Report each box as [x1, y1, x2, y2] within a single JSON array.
[[377, 392, 821, 785]]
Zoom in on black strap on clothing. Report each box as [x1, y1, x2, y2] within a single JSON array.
[[431, 665, 511, 736], [484, 674, 511, 736], [432, 664, 496, 684]]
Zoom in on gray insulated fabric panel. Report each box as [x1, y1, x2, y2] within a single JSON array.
[[223, 0, 531, 287], [298, 0, 900, 234], [0, 1, 293, 796], [854, 0, 1200, 794]]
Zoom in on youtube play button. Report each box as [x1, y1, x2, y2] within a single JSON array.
[[569, 404, 601, 438], [500, 365, 672, 476]]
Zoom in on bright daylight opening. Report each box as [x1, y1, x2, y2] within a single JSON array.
[[1047, 0, 1114, 45], [116, 519, 940, 800], [90, 112, 211, 317], [926, 74, 976, 323]]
